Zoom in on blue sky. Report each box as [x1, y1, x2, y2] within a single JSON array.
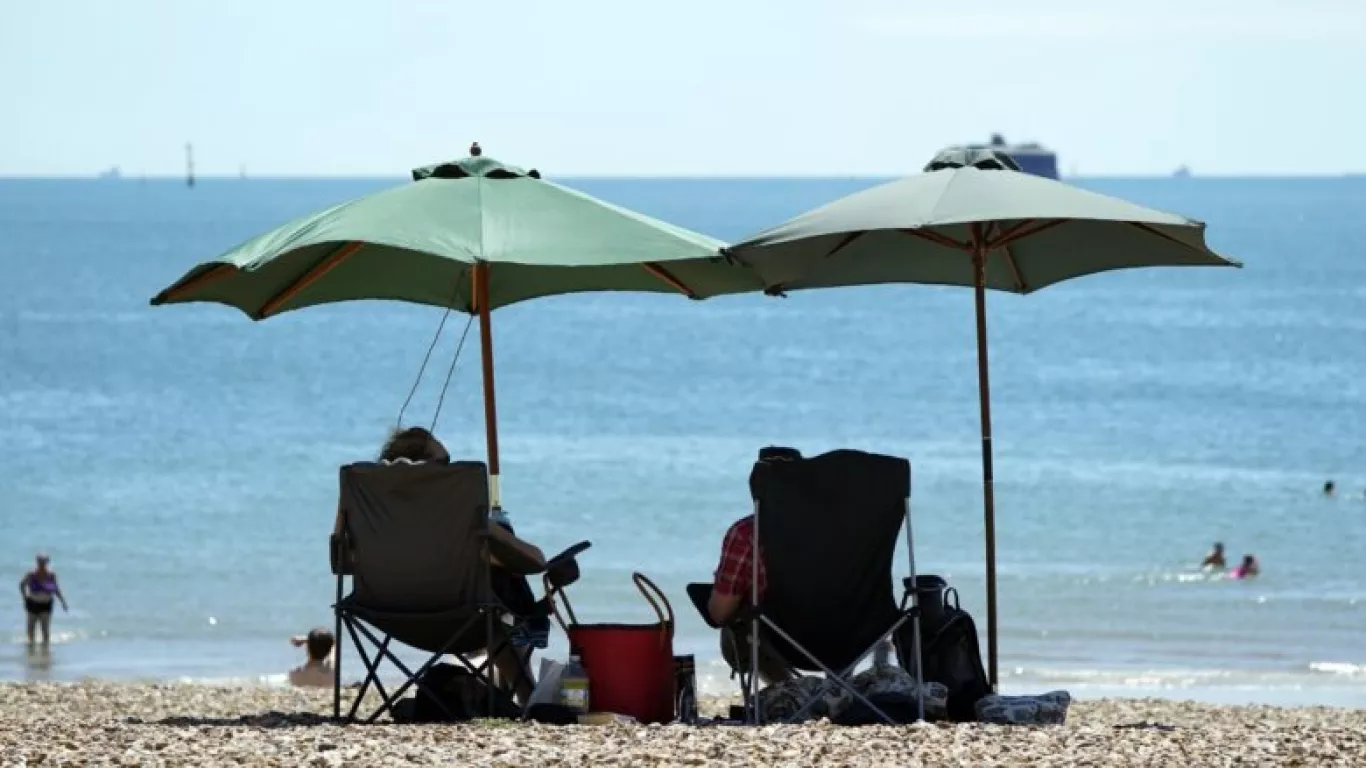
[[3, 0, 1362, 176]]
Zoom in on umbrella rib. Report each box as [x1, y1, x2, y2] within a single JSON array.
[[986, 223, 1028, 293], [154, 263, 237, 303], [641, 262, 699, 299], [990, 219, 1065, 249], [1000, 244, 1027, 292], [257, 241, 365, 318], [823, 231, 865, 258], [901, 228, 970, 251], [988, 220, 1035, 245], [1127, 221, 1204, 254]]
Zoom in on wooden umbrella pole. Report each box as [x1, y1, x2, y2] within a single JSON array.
[[472, 262, 502, 509], [970, 226, 1000, 691]]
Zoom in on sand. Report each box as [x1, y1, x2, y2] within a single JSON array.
[[1, 683, 1364, 766]]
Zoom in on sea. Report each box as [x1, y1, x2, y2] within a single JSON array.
[[2, 174, 1364, 707]]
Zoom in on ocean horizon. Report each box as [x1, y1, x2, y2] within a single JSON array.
[[3, 175, 1364, 707]]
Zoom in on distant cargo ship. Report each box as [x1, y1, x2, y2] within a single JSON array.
[[945, 134, 1059, 179]]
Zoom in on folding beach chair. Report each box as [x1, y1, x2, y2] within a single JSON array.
[[694, 448, 925, 725], [330, 460, 586, 723]]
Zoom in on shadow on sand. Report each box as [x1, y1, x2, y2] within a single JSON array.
[[131, 712, 339, 729]]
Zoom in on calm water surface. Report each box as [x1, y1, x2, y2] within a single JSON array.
[[2, 175, 1364, 705]]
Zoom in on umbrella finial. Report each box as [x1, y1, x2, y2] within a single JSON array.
[[469, 142, 483, 157]]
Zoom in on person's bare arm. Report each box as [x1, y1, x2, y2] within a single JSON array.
[[708, 591, 741, 626], [487, 524, 545, 569], [18, 575, 27, 600], [53, 576, 67, 611]]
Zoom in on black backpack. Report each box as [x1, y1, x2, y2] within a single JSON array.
[[393, 663, 520, 723], [908, 587, 991, 722]]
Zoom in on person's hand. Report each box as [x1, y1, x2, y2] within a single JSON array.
[[290, 635, 306, 647], [61, 603, 68, 613]]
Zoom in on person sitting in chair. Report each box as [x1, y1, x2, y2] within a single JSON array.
[[333, 426, 548, 704], [707, 447, 800, 685]]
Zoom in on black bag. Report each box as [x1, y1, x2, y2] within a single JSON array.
[[833, 692, 924, 726], [398, 663, 519, 723], [906, 586, 991, 722]]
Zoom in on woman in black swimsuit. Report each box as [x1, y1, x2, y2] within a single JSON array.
[[19, 553, 67, 648]]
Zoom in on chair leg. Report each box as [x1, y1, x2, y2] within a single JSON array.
[[723, 626, 755, 723], [346, 621, 421, 723], [350, 614, 489, 723], [762, 617, 910, 726], [342, 619, 393, 723], [340, 618, 390, 723], [486, 613, 495, 718], [902, 496, 925, 721], [333, 578, 344, 721], [355, 636, 397, 724]]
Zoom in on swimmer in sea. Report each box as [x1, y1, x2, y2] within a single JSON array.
[[1324, 480, 1335, 497], [1229, 554, 1260, 580], [288, 628, 336, 688], [1200, 542, 1226, 570], [19, 553, 68, 649]]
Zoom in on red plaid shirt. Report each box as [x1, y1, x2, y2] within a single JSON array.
[[713, 515, 766, 601]]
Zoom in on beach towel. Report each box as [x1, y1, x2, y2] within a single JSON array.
[[974, 690, 1072, 725]]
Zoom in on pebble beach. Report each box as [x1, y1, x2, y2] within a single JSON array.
[[2, 683, 1363, 766]]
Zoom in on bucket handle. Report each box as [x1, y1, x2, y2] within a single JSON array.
[[944, 586, 961, 611], [547, 572, 675, 645], [632, 572, 674, 642]]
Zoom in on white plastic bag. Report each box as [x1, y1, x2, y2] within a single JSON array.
[[527, 658, 567, 708]]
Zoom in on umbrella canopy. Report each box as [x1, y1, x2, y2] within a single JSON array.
[[726, 150, 1235, 297], [151, 148, 758, 509], [724, 154, 1240, 690], [152, 153, 757, 318]]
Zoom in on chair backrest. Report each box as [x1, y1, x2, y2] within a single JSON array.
[[339, 460, 494, 612], [750, 449, 910, 669]]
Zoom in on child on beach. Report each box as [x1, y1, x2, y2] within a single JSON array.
[[288, 628, 335, 687]]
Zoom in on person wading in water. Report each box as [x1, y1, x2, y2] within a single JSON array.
[[19, 553, 68, 649]]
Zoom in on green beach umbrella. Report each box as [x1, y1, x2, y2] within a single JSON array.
[[152, 146, 759, 506], [723, 149, 1241, 689]]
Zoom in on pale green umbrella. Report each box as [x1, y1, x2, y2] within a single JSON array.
[[724, 149, 1241, 689], [152, 148, 760, 506]]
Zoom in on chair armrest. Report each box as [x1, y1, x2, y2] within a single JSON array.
[[686, 582, 759, 630], [729, 604, 760, 626], [544, 541, 591, 589]]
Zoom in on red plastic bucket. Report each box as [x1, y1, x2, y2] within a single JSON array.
[[555, 573, 675, 724]]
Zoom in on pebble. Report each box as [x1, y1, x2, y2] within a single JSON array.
[[0, 683, 1364, 766]]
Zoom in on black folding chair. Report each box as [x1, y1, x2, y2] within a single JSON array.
[[330, 460, 586, 723], [695, 448, 925, 725]]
